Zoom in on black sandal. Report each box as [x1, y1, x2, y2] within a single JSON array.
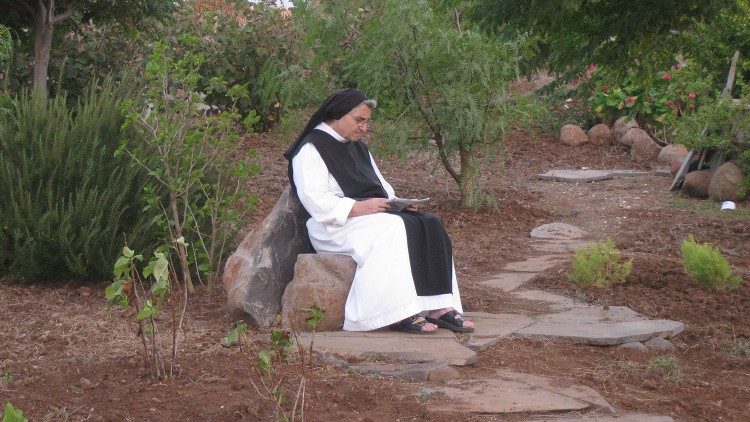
[[425, 310, 474, 333], [388, 315, 437, 335]]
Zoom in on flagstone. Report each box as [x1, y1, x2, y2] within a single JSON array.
[[430, 378, 591, 414], [462, 312, 536, 351], [479, 272, 538, 291], [503, 255, 568, 272], [515, 319, 685, 346], [538, 170, 613, 183], [296, 330, 477, 366], [530, 223, 589, 240]]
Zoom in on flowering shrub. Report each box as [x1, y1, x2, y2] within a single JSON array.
[[589, 62, 713, 141]]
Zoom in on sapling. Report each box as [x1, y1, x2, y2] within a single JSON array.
[[105, 243, 188, 379]]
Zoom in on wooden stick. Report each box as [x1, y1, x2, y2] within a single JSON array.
[[722, 50, 740, 98]]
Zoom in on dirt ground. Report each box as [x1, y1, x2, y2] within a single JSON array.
[[1, 129, 749, 421]]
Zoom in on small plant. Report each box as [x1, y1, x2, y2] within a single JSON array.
[[3, 403, 27, 422], [248, 307, 325, 422], [648, 355, 682, 383], [105, 244, 188, 379], [0, 372, 11, 383], [681, 235, 742, 291], [568, 238, 633, 288], [223, 321, 248, 348]]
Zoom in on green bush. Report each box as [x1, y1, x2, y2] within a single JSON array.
[[0, 82, 154, 282], [568, 238, 633, 288], [681, 235, 742, 291]]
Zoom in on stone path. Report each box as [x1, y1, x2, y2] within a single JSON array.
[[294, 221, 681, 420], [538, 168, 670, 183]]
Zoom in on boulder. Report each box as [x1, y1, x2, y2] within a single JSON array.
[[223, 186, 314, 327], [587, 123, 613, 146], [658, 144, 688, 164], [620, 127, 650, 149], [281, 254, 357, 332], [613, 116, 639, 145], [682, 170, 713, 198], [670, 154, 689, 175], [559, 124, 588, 147], [630, 135, 662, 163], [708, 162, 747, 201]]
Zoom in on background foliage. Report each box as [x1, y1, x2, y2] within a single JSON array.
[[0, 82, 154, 282]]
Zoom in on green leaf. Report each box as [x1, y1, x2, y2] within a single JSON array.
[[136, 300, 159, 320], [3, 403, 28, 422], [105, 280, 129, 308], [122, 246, 135, 259], [302, 305, 325, 329], [256, 350, 273, 374], [174, 236, 188, 247], [223, 321, 248, 347]]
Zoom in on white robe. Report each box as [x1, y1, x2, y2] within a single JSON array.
[[291, 123, 463, 331]]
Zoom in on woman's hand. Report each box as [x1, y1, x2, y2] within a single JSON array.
[[349, 198, 391, 217], [406, 204, 419, 212]]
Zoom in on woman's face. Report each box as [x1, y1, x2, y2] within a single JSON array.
[[330, 104, 372, 141]]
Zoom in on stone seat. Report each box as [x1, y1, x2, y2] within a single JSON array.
[[223, 186, 356, 331]]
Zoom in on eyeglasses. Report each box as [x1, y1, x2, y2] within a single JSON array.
[[347, 112, 372, 127]]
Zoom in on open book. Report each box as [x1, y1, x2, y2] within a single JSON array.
[[387, 197, 430, 212]]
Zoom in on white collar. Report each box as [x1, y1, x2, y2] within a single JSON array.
[[314, 122, 347, 142]]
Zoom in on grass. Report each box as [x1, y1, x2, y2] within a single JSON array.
[[648, 355, 683, 383], [727, 339, 750, 358], [670, 198, 750, 220]]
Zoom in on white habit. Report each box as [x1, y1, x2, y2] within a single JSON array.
[[292, 123, 464, 331]]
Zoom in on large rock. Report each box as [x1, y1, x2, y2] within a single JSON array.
[[559, 124, 589, 147], [682, 169, 713, 198], [708, 161, 747, 201], [630, 134, 662, 163], [281, 253, 356, 332], [223, 186, 314, 327], [670, 154, 690, 175], [658, 144, 688, 164], [613, 116, 639, 145], [620, 127, 650, 149], [586, 123, 613, 146]]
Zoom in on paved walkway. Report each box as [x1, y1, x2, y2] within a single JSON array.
[[296, 220, 682, 419]]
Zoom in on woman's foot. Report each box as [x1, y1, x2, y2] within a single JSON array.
[[426, 308, 475, 333], [388, 315, 438, 334]]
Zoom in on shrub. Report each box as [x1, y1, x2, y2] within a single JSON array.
[[681, 235, 742, 291], [0, 82, 154, 282], [568, 238, 632, 288]]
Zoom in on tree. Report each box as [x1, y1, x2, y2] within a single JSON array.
[[469, 0, 739, 83], [293, 0, 545, 207], [1, 0, 174, 98]]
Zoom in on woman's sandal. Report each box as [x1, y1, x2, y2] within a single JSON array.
[[388, 315, 437, 335], [425, 310, 474, 333]]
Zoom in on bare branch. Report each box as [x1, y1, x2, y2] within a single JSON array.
[[51, 4, 75, 24]]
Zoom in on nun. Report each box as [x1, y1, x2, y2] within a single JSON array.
[[284, 88, 474, 334]]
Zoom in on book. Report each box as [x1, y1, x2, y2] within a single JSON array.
[[387, 197, 430, 212]]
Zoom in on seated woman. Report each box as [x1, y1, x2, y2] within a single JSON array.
[[284, 88, 474, 334]]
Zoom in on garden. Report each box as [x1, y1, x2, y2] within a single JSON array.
[[0, 1, 748, 420]]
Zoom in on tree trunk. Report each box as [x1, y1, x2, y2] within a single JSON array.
[[32, 3, 55, 98], [458, 147, 481, 208]]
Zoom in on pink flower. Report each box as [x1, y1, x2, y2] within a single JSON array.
[[603, 84, 610, 93], [587, 64, 598, 73], [688, 92, 697, 100], [662, 73, 672, 81], [625, 96, 636, 105], [666, 100, 675, 108]]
